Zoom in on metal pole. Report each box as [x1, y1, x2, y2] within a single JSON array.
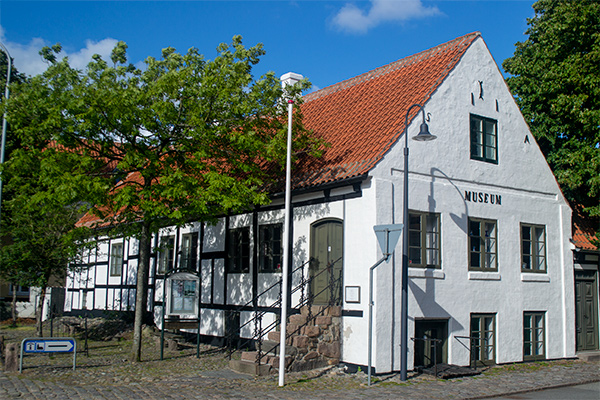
[[368, 255, 389, 386], [0, 42, 12, 231], [401, 103, 423, 381], [161, 277, 166, 360], [278, 98, 293, 387]]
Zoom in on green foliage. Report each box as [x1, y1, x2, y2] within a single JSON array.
[[8, 36, 314, 234], [0, 145, 92, 292], [0, 51, 27, 91], [3, 36, 318, 359], [503, 0, 600, 217]]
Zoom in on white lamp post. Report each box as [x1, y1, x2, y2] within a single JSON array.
[[279, 72, 303, 387]]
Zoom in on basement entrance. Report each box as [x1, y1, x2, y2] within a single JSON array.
[[414, 319, 448, 368]]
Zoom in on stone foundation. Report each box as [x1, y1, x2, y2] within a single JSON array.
[[285, 305, 341, 372]]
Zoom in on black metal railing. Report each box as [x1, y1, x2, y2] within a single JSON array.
[[224, 259, 311, 360], [254, 257, 343, 366], [454, 335, 492, 369], [224, 256, 343, 369], [412, 336, 442, 377]]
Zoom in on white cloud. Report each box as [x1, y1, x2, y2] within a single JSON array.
[[0, 25, 118, 77], [331, 0, 442, 34]]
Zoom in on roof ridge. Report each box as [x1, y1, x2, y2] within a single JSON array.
[[304, 32, 481, 103]]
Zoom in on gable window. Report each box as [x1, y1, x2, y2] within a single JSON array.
[[471, 313, 496, 365], [470, 114, 498, 163], [469, 218, 497, 271], [157, 236, 175, 275], [227, 227, 250, 273], [259, 223, 283, 273], [180, 232, 199, 271], [409, 212, 441, 268], [521, 224, 546, 272], [524, 312, 545, 361], [110, 242, 124, 277], [170, 278, 197, 314]]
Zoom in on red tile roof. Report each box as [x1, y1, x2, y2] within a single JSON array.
[[294, 32, 481, 189], [76, 33, 481, 228], [572, 204, 599, 251]]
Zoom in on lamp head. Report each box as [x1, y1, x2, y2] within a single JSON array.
[[412, 121, 437, 141]]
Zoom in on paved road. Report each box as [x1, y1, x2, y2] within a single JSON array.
[[491, 381, 600, 399], [1, 360, 598, 399]]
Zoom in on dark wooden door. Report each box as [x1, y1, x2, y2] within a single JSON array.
[[575, 270, 599, 351], [310, 220, 343, 305]]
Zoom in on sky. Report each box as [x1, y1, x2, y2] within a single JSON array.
[[0, 0, 536, 92]]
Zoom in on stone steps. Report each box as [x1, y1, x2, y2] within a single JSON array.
[[228, 305, 341, 376], [577, 351, 600, 362]]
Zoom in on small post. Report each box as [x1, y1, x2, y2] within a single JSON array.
[[84, 311, 89, 357], [369, 224, 403, 386]]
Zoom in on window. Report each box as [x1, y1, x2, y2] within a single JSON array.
[[521, 224, 546, 272], [470, 114, 498, 163], [227, 227, 250, 273], [259, 224, 283, 273], [524, 312, 545, 361], [471, 314, 495, 364], [110, 242, 124, 276], [180, 232, 198, 271], [170, 279, 197, 314], [157, 236, 175, 275], [469, 218, 497, 271], [8, 285, 29, 295], [409, 212, 441, 268]]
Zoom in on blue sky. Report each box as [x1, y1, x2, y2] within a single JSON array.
[[0, 0, 535, 91]]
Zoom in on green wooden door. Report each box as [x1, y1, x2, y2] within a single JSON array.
[[575, 270, 599, 351], [310, 220, 343, 305]]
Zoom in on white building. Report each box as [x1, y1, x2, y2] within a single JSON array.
[[65, 33, 576, 373]]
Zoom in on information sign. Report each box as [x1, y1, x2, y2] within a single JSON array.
[[20, 337, 77, 372], [23, 339, 75, 353]]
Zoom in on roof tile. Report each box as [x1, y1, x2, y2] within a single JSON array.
[[294, 32, 480, 189]]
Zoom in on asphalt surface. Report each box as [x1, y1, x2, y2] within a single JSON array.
[[491, 381, 600, 400], [1, 359, 598, 399]]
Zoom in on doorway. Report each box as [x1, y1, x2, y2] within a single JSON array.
[[414, 319, 448, 368], [310, 219, 343, 305], [575, 270, 599, 351]]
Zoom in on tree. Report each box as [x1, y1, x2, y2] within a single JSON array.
[[5, 37, 316, 360], [0, 49, 32, 325], [0, 144, 91, 335], [502, 0, 600, 219]]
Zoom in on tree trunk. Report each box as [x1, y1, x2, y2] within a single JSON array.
[[131, 221, 152, 362], [11, 285, 17, 327], [36, 286, 47, 337]]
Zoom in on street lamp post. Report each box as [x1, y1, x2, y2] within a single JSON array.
[[0, 42, 11, 230], [400, 104, 437, 381], [279, 72, 303, 387]]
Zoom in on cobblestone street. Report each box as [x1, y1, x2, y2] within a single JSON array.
[[1, 359, 598, 399]]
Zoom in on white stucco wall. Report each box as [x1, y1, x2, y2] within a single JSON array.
[[365, 37, 574, 372]]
